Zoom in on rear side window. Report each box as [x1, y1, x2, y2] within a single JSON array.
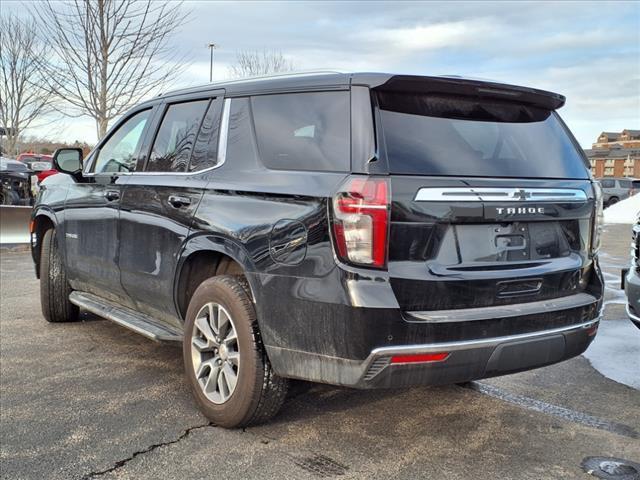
[[600, 179, 615, 188], [189, 98, 223, 172], [619, 179, 632, 188], [377, 92, 589, 179], [147, 100, 209, 173], [251, 91, 350, 172]]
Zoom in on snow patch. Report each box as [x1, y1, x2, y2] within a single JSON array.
[[604, 193, 640, 225]]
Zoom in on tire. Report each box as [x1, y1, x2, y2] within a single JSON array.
[[40, 228, 79, 323], [608, 197, 619, 206], [1, 189, 18, 205], [183, 275, 289, 428]]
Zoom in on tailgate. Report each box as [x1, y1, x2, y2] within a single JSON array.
[[388, 177, 597, 311]]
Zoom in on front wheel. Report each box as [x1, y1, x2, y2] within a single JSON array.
[[183, 275, 288, 428], [40, 228, 79, 323]]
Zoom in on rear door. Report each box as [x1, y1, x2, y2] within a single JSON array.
[[118, 93, 224, 328], [373, 88, 596, 313]]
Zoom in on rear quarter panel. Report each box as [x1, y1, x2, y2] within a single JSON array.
[[187, 167, 350, 352]]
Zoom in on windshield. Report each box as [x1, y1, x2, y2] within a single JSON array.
[[377, 92, 589, 179]]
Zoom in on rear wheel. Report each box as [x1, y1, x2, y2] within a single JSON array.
[[183, 275, 288, 428], [40, 228, 79, 323], [608, 196, 619, 206]]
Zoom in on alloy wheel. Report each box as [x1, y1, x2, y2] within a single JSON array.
[[191, 302, 240, 404]]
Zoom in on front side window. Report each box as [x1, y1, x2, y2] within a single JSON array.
[[92, 109, 150, 174], [600, 179, 614, 188], [251, 91, 350, 172], [146, 100, 209, 173]]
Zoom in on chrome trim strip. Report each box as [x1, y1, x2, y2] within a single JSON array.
[[406, 293, 597, 323], [414, 187, 588, 202], [217, 98, 231, 167], [367, 319, 598, 359]]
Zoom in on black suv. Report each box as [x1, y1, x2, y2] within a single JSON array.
[[31, 72, 604, 427]]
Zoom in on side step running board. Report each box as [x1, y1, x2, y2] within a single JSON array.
[[69, 291, 183, 342]]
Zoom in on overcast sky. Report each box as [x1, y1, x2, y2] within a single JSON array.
[[7, 0, 640, 148]]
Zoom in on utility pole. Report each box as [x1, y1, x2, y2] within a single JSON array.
[[208, 43, 217, 82]]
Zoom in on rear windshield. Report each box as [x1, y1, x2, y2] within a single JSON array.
[[377, 92, 589, 178]]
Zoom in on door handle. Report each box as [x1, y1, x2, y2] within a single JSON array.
[[168, 195, 192, 208], [104, 190, 120, 201]]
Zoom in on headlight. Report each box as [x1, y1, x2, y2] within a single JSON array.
[[591, 182, 604, 254]]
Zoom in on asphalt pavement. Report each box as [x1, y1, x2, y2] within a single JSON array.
[[1, 224, 639, 480]]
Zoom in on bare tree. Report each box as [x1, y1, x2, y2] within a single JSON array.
[[229, 50, 294, 79], [31, 0, 189, 139], [0, 15, 54, 156]]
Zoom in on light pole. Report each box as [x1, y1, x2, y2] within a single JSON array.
[[208, 43, 217, 82]]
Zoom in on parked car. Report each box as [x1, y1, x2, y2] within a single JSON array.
[[597, 177, 637, 207], [17, 153, 58, 184], [1, 157, 34, 205], [30, 161, 58, 184], [31, 72, 604, 428], [17, 152, 53, 163], [623, 217, 640, 329]]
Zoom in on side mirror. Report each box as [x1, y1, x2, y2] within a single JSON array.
[[53, 148, 83, 175]]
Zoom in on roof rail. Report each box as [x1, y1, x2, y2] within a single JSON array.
[[215, 69, 349, 85], [157, 70, 350, 98]]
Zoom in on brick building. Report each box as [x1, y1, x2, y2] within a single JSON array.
[[584, 129, 640, 178]]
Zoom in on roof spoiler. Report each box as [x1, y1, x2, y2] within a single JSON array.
[[372, 75, 566, 111]]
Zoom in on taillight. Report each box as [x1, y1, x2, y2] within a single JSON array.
[[331, 176, 390, 269], [591, 182, 604, 255]]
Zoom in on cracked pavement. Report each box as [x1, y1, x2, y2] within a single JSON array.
[[1, 224, 639, 479]]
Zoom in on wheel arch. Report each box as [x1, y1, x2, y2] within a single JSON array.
[[31, 209, 58, 279], [174, 234, 258, 322]]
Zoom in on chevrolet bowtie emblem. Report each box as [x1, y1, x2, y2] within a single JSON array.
[[513, 189, 531, 201]]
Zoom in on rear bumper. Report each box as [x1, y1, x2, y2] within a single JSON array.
[[254, 262, 603, 387], [266, 319, 599, 388]]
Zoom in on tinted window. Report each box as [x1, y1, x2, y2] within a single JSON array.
[[251, 91, 349, 172], [147, 100, 209, 173], [93, 110, 150, 173], [600, 179, 615, 188], [619, 179, 632, 188], [225, 98, 259, 166], [377, 92, 589, 178], [189, 98, 222, 172]]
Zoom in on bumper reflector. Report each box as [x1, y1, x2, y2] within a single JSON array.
[[390, 352, 450, 364]]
